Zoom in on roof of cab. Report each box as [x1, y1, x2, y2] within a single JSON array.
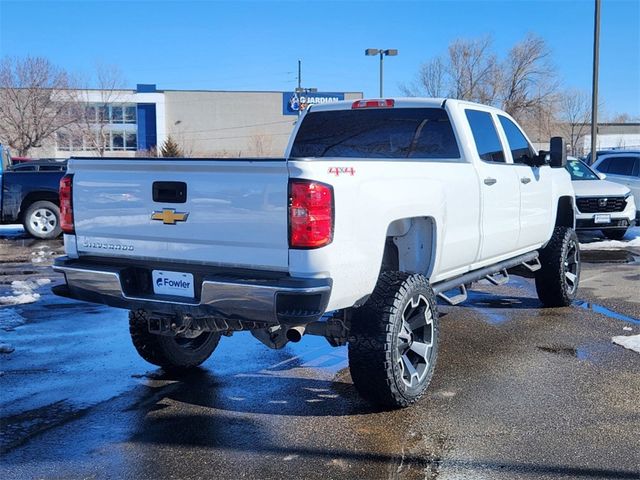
[[307, 97, 502, 113]]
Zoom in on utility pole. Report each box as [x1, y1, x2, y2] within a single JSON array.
[[590, 0, 601, 163], [294, 59, 317, 116]]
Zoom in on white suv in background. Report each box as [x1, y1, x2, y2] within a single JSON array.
[[592, 150, 640, 225], [567, 158, 636, 240]]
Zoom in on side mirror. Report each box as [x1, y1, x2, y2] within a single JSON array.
[[549, 137, 567, 168], [597, 172, 607, 180]]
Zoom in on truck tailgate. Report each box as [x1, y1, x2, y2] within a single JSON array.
[[70, 158, 290, 271]]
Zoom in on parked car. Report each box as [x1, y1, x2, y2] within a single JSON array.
[[591, 150, 640, 223], [0, 144, 67, 239], [53, 98, 578, 408], [566, 158, 636, 239]]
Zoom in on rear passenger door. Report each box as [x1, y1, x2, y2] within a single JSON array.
[[497, 115, 553, 249], [465, 109, 520, 262]]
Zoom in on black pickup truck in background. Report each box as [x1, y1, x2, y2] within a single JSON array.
[[1, 145, 66, 239]]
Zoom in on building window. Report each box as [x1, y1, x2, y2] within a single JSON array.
[[85, 105, 97, 123], [124, 106, 136, 123], [111, 132, 124, 150], [97, 105, 109, 123], [111, 106, 124, 124], [86, 103, 136, 124], [125, 132, 137, 150]]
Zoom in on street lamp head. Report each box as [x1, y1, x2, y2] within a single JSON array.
[[365, 49, 380, 56], [384, 49, 398, 56]]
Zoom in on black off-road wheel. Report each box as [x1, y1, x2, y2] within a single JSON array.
[[129, 310, 221, 369], [348, 272, 439, 409], [535, 226, 581, 307], [602, 228, 627, 240], [23, 201, 61, 239]]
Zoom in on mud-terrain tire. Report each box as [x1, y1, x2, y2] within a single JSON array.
[[23, 201, 61, 239], [129, 310, 221, 369], [602, 228, 627, 240], [348, 272, 439, 409], [535, 226, 580, 307]]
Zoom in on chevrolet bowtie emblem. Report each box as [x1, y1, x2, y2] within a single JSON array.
[[151, 209, 189, 225]]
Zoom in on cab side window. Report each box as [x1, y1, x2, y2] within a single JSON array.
[[498, 115, 535, 164], [465, 110, 505, 163]]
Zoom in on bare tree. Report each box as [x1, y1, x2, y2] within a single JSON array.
[[0, 56, 77, 156], [68, 64, 127, 157], [556, 89, 591, 156], [402, 34, 558, 123], [402, 37, 498, 101], [446, 36, 498, 102], [401, 57, 446, 97], [609, 112, 632, 123], [500, 34, 557, 120], [249, 133, 273, 157]]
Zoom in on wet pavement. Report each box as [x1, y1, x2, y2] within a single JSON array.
[[1, 227, 639, 479]]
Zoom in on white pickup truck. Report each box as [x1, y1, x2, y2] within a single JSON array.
[[53, 98, 580, 408]]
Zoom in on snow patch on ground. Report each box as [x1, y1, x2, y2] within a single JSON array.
[[0, 280, 48, 306], [579, 227, 640, 250], [612, 334, 640, 354], [0, 224, 25, 237], [0, 308, 26, 330]]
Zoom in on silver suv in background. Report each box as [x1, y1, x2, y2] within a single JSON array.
[[591, 150, 640, 224], [566, 158, 636, 240]]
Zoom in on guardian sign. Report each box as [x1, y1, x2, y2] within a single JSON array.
[[282, 92, 345, 115]]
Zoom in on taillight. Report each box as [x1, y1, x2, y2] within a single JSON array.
[[59, 174, 74, 233], [352, 99, 395, 109], [289, 180, 333, 249]]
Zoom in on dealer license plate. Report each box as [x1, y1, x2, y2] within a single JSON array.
[[152, 270, 195, 298], [593, 214, 611, 224]]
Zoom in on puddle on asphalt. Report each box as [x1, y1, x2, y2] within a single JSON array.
[[574, 300, 640, 325], [580, 250, 639, 264], [0, 399, 89, 452], [537, 344, 580, 358]]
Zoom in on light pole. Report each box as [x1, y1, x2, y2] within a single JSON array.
[[365, 48, 398, 97], [589, 0, 601, 164]]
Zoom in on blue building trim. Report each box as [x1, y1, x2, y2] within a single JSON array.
[[137, 104, 157, 150], [136, 84, 157, 93]]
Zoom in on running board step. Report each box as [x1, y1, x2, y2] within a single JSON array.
[[484, 269, 509, 286], [432, 251, 540, 303], [437, 284, 468, 306], [522, 257, 542, 272]]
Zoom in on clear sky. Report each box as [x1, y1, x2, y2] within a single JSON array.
[[1, 0, 639, 117]]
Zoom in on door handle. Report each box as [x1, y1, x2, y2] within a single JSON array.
[[484, 177, 497, 186], [521, 177, 531, 184]]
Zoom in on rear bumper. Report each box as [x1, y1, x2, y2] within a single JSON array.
[[52, 257, 331, 326]]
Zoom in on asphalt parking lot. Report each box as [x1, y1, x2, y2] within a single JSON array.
[[1, 227, 639, 480]]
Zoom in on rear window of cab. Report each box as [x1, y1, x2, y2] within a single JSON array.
[[290, 108, 460, 159]]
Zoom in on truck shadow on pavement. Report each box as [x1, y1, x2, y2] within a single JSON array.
[[125, 370, 639, 480], [129, 367, 377, 417]]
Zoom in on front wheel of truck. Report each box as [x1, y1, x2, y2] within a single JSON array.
[[348, 272, 439, 409], [129, 310, 221, 369], [535, 226, 581, 307]]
